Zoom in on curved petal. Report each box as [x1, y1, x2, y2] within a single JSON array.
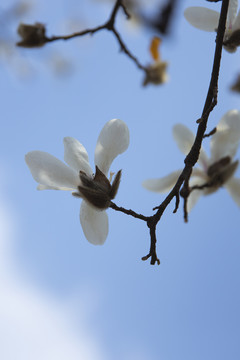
[[173, 124, 194, 155], [63, 137, 92, 176], [191, 168, 208, 179], [227, 0, 238, 30], [224, 177, 240, 206], [173, 124, 209, 170], [187, 176, 206, 212], [232, 9, 240, 31], [217, 109, 240, 132], [37, 184, 66, 190], [94, 119, 130, 175], [184, 7, 220, 32], [80, 201, 108, 245], [25, 151, 80, 190], [142, 170, 182, 193], [210, 110, 240, 162]]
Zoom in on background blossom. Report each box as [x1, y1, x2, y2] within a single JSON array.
[[184, 0, 240, 52], [143, 110, 240, 211]]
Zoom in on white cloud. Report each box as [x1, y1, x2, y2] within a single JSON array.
[[0, 185, 105, 360]]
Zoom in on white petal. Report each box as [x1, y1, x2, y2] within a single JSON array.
[[37, 184, 66, 190], [232, 9, 240, 31], [142, 170, 182, 193], [210, 110, 240, 161], [184, 7, 220, 32], [25, 151, 80, 190], [191, 168, 208, 179], [142, 167, 208, 194], [80, 201, 108, 245], [173, 124, 194, 154], [227, 0, 238, 30], [187, 190, 202, 213], [94, 119, 130, 175], [63, 137, 92, 176], [217, 109, 240, 132], [187, 176, 206, 212], [173, 124, 209, 170], [225, 177, 240, 206]]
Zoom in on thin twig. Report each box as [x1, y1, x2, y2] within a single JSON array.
[[110, 202, 149, 222], [21, 0, 147, 75], [203, 127, 217, 138], [110, 0, 229, 265], [111, 28, 147, 71], [148, 0, 229, 263]]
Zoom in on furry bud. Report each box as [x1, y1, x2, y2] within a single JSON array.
[[17, 23, 47, 48]]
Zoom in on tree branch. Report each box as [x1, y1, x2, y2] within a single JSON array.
[[19, 0, 230, 265], [110, 202, 149, 222], [17, 0, 147, 75], [110, 0, 229, 265]]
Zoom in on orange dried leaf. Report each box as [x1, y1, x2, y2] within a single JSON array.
[[150, 36, 161, 61]]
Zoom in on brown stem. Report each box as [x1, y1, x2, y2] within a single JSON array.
[[110, 202, 149, 222], [110, 0, 229, 265], [38, 0, 147, 74]]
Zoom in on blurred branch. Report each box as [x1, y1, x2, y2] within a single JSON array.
[[16, 0, 147, 73], [111, 0, 229, 265], [142, 0, 178, 35]]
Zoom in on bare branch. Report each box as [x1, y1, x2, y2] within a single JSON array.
[[110, 0, 230, 265], [17, 0, 147, 75], [203, 127, 217, 138], [110, 202, 149, 222]]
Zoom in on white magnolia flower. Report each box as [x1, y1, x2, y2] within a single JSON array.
[[143, 110, 240, 211], [25, 119, 130, 245], [184, 0, 240, 52]]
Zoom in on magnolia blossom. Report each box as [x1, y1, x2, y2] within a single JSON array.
[[143, 110, 240, 211], [184, 0, 240, 52], [25, 119, 130, 245]]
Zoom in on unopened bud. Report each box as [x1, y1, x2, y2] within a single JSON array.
[[231, 74, 240, 93], [207, 156, 231, 178], [143, 61, 168, 86], [206, 157, 238, 192], [219, 160, 239, 184], [17, 22, 47, 48], [224, 29, 240, 53]]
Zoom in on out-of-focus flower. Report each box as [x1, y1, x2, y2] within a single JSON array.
[[141, 0, 178, 35], [143, 36, 168, 86], [231, 74, 240, 92], [48, 52, 74, 77], [143, 110, 240, 211], [95, 0, 153, 28], [25, 119, 130, 245], [0, 1, 34, 76], [184, 0, 240, 52], [17, 22, 47, 47]]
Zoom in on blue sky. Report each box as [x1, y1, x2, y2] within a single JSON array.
[[0, 0, 240, 359]]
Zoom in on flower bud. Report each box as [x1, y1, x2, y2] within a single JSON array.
[[224, 29, 240, 53], [143, 61, 168, 86], [231, 74, 240, 93], [17, 23, 47, 48]]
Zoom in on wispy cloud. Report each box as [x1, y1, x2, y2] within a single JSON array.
[[0, 182, 106, 360]]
